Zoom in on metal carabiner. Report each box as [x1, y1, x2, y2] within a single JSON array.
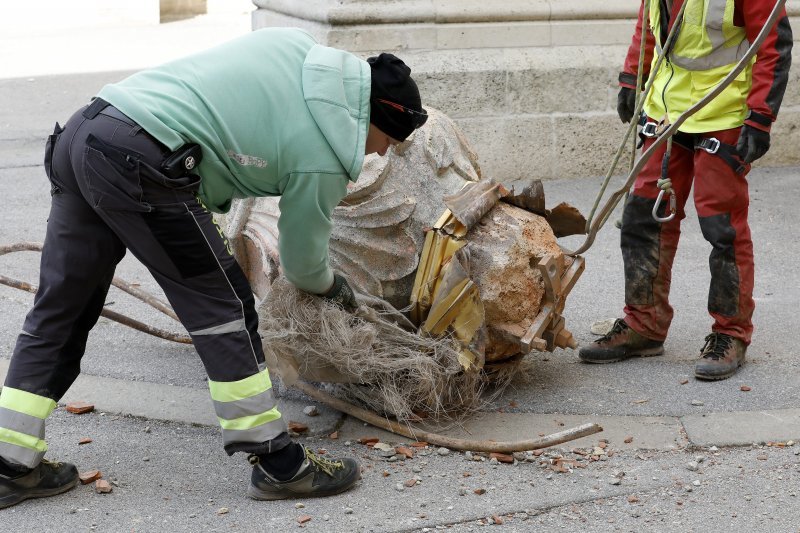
[[652, 188, 677, 223]]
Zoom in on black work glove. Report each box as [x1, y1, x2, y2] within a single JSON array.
[[616, 86, 637, 124], [321, 274, 359, 313], [735, 124, 771, 164]]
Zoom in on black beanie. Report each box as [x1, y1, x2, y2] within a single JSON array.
[[368, 53, 426, 141]]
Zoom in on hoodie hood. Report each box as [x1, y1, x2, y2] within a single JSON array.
[[302, 44, 371, 182]]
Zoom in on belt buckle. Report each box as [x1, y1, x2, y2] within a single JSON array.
[[700, 137, 721, 154], [641, 122, 659, 138]]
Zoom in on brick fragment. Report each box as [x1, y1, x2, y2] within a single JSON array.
[[288, 421, 309, 433], [395, 446, 414, 459], [489, 452, 514, 464], [65, 402, 94, 415], [79, 470, 102, 484]]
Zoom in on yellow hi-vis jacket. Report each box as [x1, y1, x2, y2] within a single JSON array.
[[643, 0, 753, 133]]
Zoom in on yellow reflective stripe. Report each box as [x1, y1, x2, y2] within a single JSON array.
[[208, 369, 272, 403], [0, 387, 56, 419], [0, 427, 48, 453], [217, 406, 282, 431]]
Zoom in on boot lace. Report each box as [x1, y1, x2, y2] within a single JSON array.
[[700, 333, 733, 361], [596, 319, 628, 343], [305, 448, 344, 477]]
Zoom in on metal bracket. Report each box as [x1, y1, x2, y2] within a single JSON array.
[[518, 254, 585, 353]]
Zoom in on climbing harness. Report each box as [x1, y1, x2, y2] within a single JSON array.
[[572, 0, 787, 257]]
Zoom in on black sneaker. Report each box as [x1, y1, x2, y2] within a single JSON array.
[[0, 459, 79, 509], [579, 318, 664, 363], [247, 446, 360, 500], [695, 332, 746, 381]]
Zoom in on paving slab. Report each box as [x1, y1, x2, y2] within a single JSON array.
[[682, 408, 800, 447], [0, 359, 343, 438], [337, 413, 687, 452]]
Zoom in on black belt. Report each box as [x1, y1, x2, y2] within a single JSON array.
[[99, 105, 137, 127], [83, 97, 121, 121], [82, 98, 202, 179]]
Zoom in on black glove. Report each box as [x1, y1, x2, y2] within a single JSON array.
[[321, 274, 358, 313], [616, 87, 637, 124], [735, 124, 770, 164]]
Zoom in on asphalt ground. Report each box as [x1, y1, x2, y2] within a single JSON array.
[[1, 13, 800, 530]]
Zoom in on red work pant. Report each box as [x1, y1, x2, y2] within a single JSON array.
[[621, 124, 755, 345]]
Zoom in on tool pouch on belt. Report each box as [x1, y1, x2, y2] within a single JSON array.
[[44, 122, 64, 195], [161, 143, 203, 179]]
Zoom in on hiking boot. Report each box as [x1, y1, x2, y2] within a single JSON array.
[[579, 318, 664, 363], [694, 332, 746, 381], [247, 446, 360, 500], [0, 459, 79, 509]]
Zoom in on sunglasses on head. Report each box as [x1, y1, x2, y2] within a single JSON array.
[[376, 98, 428, 129]]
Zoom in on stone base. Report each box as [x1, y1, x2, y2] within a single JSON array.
[[253, 0, 800, 182]]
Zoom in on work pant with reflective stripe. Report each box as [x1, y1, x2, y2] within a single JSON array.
[[0, 105, 288, 469], [621, 122, 755, 345]]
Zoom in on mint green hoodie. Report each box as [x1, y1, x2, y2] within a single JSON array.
[[97, 28, 370, 294]]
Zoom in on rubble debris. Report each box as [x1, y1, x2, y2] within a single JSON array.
[[396, 446, 414, 459], [489, 452, 514, 464], [79, 470, 102, 484], [297, 515, 312, 524], [65, 402, 95, 414], [287, 421, 309, 434], [303, 406, 319, 416], [78, 437, 93, 445], [95, 479, 112, 494]]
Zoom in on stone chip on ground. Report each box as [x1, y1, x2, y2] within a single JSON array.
[[65, 402, 95, 414], [287, 421, 309, 433], [489, 452, 514, 464], [94, 479, 112, 493], [79, 470, 102, 484]]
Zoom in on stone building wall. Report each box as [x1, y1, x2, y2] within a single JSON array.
[[253, 0, 800, 182]]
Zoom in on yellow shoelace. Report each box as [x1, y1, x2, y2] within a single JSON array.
[[305, 449, 343, 477]]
